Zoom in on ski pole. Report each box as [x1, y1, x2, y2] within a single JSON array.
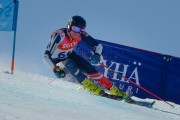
[[99, 62, 175, 108], [49, 78, 57, 85]]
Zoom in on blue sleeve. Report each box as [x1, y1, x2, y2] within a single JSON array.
[[81, 32, 99, 48], [81, 31, 103, 55]]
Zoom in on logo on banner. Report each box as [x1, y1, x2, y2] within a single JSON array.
[[100, 57, 141, 95]]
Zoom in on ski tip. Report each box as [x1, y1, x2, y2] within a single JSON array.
[[148, 101, 156, 108], [152, 101, 156, 104]]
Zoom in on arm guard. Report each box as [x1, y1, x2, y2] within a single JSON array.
[[43, 31, 61, 69]]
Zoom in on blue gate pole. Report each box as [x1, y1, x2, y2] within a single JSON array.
[[11, 30, 17, 74], [11, 0, 19, 74]]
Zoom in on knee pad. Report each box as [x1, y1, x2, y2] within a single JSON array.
[[64, 59, 86, 83]]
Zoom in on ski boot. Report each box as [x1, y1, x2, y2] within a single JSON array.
[[108, 84, 136, 103], [81, 78, 104, 95], [108, 84, 127, 96]]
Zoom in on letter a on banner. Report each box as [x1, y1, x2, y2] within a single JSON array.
[[0, 0, 19, 74]]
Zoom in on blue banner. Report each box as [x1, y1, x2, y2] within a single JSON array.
[[0, 0, 18, 31], [75, 40, 180, 104]]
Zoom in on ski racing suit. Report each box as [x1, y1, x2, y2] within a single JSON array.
[[44, 28, 126, 96]]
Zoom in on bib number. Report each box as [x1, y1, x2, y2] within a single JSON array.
[[58, 51, 71, 59]]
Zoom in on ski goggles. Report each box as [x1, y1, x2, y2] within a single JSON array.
[[71, 26, 84, 33]]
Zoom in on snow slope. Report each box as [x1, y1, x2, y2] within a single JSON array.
[[0, 69, 180, 120]]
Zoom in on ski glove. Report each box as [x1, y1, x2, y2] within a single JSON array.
[[89, 53, 101, 64], [53, 66, 66, 78]]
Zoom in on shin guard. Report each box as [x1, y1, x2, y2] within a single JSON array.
[[86, 72, 112, 89], [81, 78, 103, 95]]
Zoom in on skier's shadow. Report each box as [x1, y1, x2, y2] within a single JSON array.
[[136, 101, 180, 116], [154, 108, 180, 116]]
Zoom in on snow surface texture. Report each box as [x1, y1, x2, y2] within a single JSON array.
[[0, 69, 180, 120]]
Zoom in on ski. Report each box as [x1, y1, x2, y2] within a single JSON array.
[[75, 87, 156, 109], [100, 93, 155, 109], [134, 101, 156, 108]]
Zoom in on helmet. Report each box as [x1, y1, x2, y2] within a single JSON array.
[[67, 15, 86, 31]]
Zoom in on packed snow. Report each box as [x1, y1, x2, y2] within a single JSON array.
[[0, 69, 180, 120]]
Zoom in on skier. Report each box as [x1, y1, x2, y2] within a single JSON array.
[[43, 15, 129, 100]]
